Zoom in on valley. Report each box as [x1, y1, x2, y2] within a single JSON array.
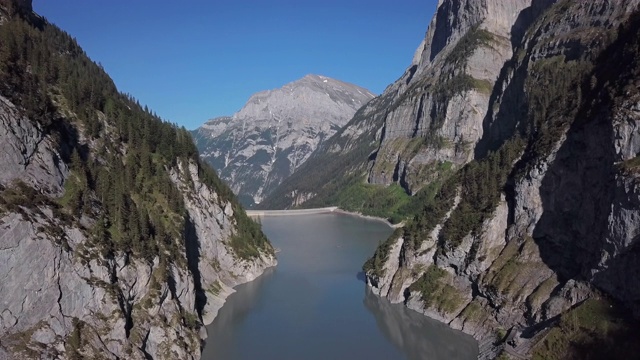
[[1, 0, 640, 359], [201, 213, 477, 360]]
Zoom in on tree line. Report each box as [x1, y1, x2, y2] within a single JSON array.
[[0, 4, 271, 264]]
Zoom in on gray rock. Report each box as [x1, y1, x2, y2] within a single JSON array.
[[0, 96, 68, 195], [354, 0, 640, 358], [170, 160, 276, 325], [0, 92, 274, 359], [193, 74, 374, 206]]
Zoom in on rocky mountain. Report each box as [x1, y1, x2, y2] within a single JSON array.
[[0, 1, 275, 359], [263, 0, 640, 358], [192, 74, 374, 207]]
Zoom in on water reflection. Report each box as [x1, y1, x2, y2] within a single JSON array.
[[363, 287, 478, 360], [203, 267, 275, 358], [202, 214, 477, 360]]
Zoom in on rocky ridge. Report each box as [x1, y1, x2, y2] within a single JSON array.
[[263, 0, 640, 358], [0, 2, 275, 358], [0, 90, 275, 359], [368, 0, 640, 357], [192, 74, 374, 207]]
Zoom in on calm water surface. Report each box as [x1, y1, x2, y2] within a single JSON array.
[[202, 213, 478, 360]]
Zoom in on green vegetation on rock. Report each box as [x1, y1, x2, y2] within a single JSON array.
[[0, 5, 271, 264], [65, 318, 85, 360], [523, 56, 594, 165], [362, 228, 403, 277], [439, 136, 525, 252], [229, 206, 271, 259], [333, 181, 411, 224], [445, 27, 496, 68], [402, 178, 457, 251], [0, 180, 58, 219], [532, 298, 640, 360], [459, 299, 489, 323], [408, 265, 462, 313]]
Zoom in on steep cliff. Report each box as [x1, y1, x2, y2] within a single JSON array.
[[262, 0, 553, 211], [0, 2, 274, 359], [265, 0, 640, 358], [192, 74, 374, 207]]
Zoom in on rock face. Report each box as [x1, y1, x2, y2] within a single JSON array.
[[0, 2, 275, 358], [264, 0, 640, 357], [169, 162, 276, 325], [0, 94, 275, 360], [192, 74, 374, 207], [0, 96, 68, 196]]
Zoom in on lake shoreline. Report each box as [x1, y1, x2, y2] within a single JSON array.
[[332, 209, 404, 229], [201, 213, 477, 360], [247, 207, 404, 229]]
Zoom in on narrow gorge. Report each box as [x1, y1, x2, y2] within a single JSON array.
[[2, 0, 640, 359], [0, 1, 274, 358], [263, 0, 640, 358]]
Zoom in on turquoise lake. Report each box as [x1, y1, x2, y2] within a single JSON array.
[[201, 213, 478, 359]]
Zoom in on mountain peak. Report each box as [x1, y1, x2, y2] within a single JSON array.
[[302, 73, 326, 81], [286, 74, 376, 97], [237, 74, 374, 122], [299, 74, 336, 85], [193, 75, 374, 206]]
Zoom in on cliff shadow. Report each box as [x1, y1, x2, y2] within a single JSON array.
[[530, 108, 615, 281], [567, 322, 640, 360], [578, 12, 640, 312], [429, 1, 456, 62], [183, 214, 206, 317], [474, 0, 556, 160], [509, 0, 557, 50], [530, 13, 640, 285]]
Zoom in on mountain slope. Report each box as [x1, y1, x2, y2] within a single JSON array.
[[192, 74, 374, 207], [264, 0, 640, 358], [0, 2, 274, 359], [262, 0, 547, 212]]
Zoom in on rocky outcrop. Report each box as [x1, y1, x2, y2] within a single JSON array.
[[0, 210, 202, 360], [365, 0, 559, 193], [361, 0, 640, 358], [192, 74, 374, 207], [169, 161, 276, 326], [262, 0, 640, 358], [260, 1, 559, 207], [0, 1, 277, 357], [0, 96, 67, 196], [0, 90, 274, 360]]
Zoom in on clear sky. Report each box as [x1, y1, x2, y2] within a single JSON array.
[[32, 1, 437, 129]]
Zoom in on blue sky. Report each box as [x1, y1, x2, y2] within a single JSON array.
[[32, 1, 437, 129]]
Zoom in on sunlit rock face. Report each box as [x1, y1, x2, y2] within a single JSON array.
[[192, 74, 374, 207], [259, 1, 640, 358], [0, 93, 275, 359]]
